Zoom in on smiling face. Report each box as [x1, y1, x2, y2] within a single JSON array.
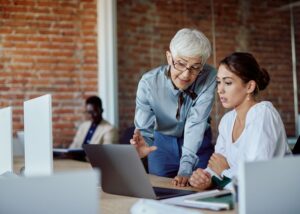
[[166, 51, 202, 90], [217, 64, 256, 109]]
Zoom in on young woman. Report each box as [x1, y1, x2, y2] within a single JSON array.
[[189, 52, 291, 189]]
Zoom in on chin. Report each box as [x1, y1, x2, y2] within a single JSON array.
[[175, 82, 191, 90], [221, 103, 232, 109]]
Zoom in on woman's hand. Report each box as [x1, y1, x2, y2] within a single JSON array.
[[130, 129, 157, 158], [172, 175, 190, 187], [208, 153, 229, 176], [189, 168, 212, 190]]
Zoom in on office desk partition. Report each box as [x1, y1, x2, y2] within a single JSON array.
[[13, 158, 234, 214]]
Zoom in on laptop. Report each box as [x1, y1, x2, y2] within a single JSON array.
[[83, 144, 196, 200], [238, 155, 300, 214], [0, 170, 99, 214]]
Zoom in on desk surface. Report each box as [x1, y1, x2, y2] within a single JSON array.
[[13, 157, 234, 214]]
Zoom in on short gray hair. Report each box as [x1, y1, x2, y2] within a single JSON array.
[[169, 28, 212, 64]]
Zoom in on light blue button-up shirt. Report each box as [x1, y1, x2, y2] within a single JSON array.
[[134, 64, 216, 176]]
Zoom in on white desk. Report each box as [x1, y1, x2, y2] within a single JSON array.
[[14, 158, 234, 214]]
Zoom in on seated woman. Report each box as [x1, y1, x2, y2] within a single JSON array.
[[189, 52, 292, 190]]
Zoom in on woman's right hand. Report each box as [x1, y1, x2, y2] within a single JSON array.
[[189, 168, 212, 190], [130, 129, 157, 158]]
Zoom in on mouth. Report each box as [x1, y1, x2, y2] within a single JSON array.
[[219, 97, 227, 103]]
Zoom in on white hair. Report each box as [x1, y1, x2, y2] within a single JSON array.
[[169, 28, 212, 64]]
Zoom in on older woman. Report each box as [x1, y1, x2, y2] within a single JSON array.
[[131, 28, 216, 186]]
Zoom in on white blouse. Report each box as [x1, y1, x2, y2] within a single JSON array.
[[215, 101, 291, 178]]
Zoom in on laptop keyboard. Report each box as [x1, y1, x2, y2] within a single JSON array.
[[153, 186, 196, 200]]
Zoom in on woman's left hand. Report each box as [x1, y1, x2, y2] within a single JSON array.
[[208, 153, 229, 176]]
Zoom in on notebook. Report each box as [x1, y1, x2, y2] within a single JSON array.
[[238, 156, 300, 214], [161, 189, 233, 211], [83, 144, 196, 199], [0, 170, 99, 214]]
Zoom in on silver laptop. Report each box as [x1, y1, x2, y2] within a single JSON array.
[[83, 144, 195, 200], [238, 155, 300, 214], [0, 170, 99, 214]]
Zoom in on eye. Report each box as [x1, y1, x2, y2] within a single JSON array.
[[225, 82, 232, 85], [216, 80, 221, 85], [177, 61, 186, 67], [191, 65, 201, 70]]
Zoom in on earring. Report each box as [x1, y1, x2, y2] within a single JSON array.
[[247, 94, 250, 101]]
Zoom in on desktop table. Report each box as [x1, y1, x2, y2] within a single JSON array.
[[13, 157, 234, 214]]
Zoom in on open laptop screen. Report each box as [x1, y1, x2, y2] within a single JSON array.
[[83, 144, 195, 199]]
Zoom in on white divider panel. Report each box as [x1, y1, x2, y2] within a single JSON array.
[[24, 94, 53, 176], [0, 107, 13, 174]]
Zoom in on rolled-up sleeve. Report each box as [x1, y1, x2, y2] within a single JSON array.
[[178, 75, 216, 176], [134, 78, 155, 145]]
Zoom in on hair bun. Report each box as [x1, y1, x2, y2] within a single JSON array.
[[257, 68, 270, 91]]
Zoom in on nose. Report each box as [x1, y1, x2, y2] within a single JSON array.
[[217, 83, 224, 94], [180, 69, 191, 78]]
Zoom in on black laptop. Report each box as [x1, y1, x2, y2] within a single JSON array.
[[83, 144, 196, 200]]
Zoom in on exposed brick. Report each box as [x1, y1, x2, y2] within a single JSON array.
[[0, 0, 98, 144]]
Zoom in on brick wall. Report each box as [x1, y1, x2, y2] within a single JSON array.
[[0, 0, 98, 146], [117, 0, 298, 141], [0, 0, 298, 146]]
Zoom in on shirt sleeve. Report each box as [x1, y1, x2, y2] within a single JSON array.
[[215, 116, 236, 178], [243, 106, 284, 161], [178, 76, 216, 176], [134, 77, 155, 145], [222, 104, 287, 179], [214, 115, 227, 155]]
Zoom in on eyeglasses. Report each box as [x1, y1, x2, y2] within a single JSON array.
[[170, 55, 203, 76]]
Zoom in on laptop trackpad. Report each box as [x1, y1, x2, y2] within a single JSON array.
[[153, 186, 196, 200]]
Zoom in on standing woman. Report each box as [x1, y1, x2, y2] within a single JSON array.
[[131, 28, 216, 186], [189, 52, 291, 189]]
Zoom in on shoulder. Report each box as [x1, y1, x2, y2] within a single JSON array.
[[219, 109, 236, 126], [80, 121, 92, 128], [202, 64, 217, 81], [194, 64, 216, 93], [140, 65, 168, 83], [247, 101, 281, 123], [203, 64, 217, 76], [99, 119, 116, 131]]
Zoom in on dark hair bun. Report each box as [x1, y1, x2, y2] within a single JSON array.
[[257, 68, 270, 91]]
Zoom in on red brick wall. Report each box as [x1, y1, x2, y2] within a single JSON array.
[[0, 0, 298, 146], [117, 0, 297, 141], [0, 0, 98, 146]]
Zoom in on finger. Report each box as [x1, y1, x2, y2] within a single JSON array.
[[130, 139, 137, 145], [174, 177, 182, 186], [172, 176, 179, 186], [180, 177, 189, 187], [149, 146, 157, 152]]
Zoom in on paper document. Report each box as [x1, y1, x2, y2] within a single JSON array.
[[161, 189, 233, 211], [53, 148, 84, 153]]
